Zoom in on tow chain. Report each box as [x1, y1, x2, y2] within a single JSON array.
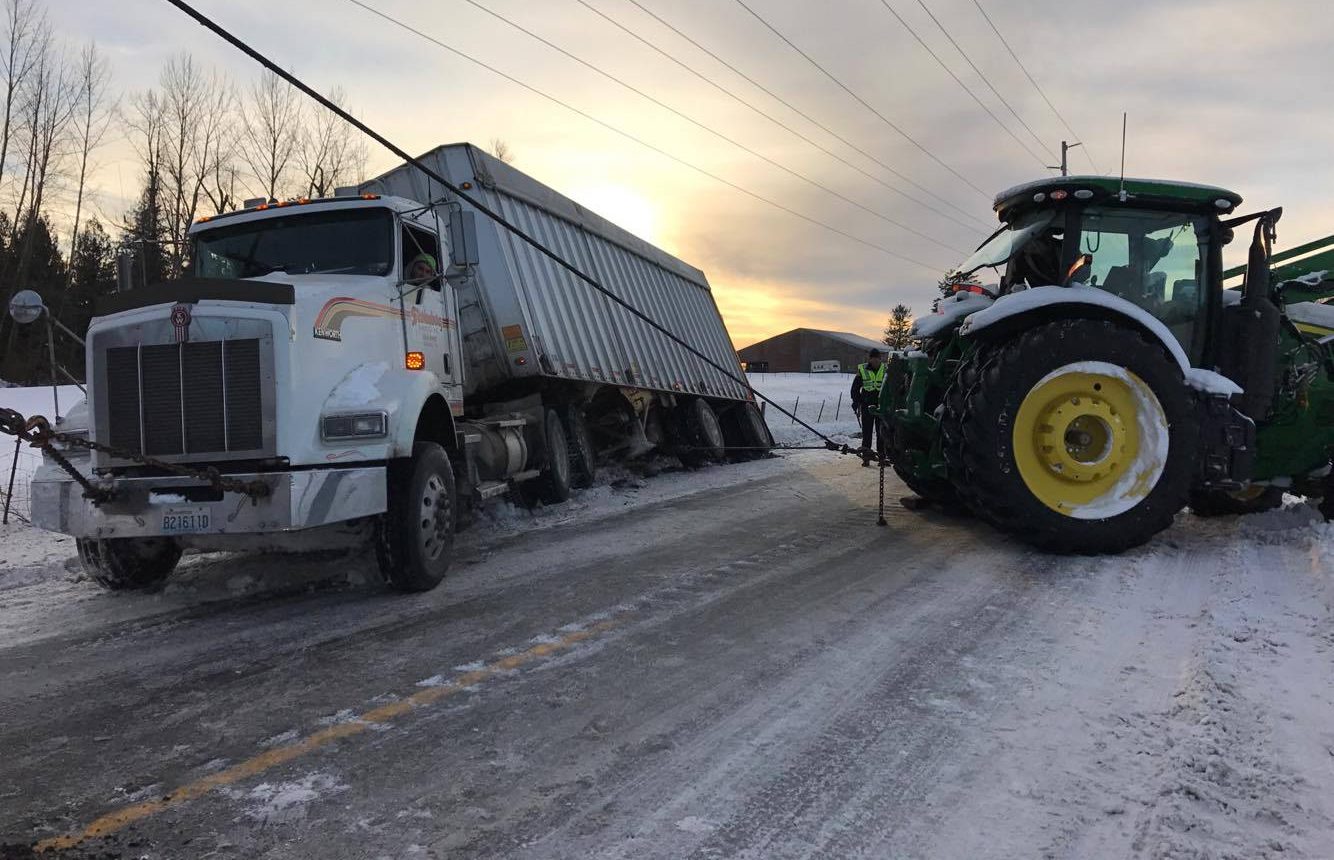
[[0, 408, 271, 504]]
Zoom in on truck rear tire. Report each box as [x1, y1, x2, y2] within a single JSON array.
[[376, 442, 455, 593], [561, 404, 596, 489], [680, 398, 725, 465], [730, 402, 773, 459], [1189, 485, 1284, 516], [948, 319, 1197, 554], [77, 537, 182, 591], [535, 407, 573, 503]]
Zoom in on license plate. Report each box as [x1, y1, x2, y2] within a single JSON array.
[[161, 506, 211, 534]]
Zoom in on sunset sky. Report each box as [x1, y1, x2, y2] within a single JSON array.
[[48, 0, 1334, 347]]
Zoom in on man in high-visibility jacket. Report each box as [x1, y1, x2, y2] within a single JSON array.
[[851, 348, 887, 467]]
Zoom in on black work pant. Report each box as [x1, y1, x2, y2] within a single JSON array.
[[859, 407, 882, 457]]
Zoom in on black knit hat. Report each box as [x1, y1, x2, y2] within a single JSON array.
[[868, 348, 883, 357]]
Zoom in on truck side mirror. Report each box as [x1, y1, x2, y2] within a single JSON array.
[[448, 211, 480, 268]]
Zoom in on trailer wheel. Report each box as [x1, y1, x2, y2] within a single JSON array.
[[77, 537, 181, 591], [534, 407, 573, 503], [561, 404, 597, 489], [680, 398, 725, 465], [376, 442, 455, 593], [1189, 485, 1284, 516], [731, 402, 773, 460], [952, 319, 1197, 554]]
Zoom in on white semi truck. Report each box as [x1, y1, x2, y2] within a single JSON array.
[[28, 143, 769, 592]]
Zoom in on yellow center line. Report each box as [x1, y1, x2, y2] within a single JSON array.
[[35, 619, 620, 853]]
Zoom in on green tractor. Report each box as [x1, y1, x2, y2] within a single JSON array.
[[881, 176, 1334, 553]]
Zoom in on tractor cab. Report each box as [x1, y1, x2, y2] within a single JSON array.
[[958, 176, 1246, 365]]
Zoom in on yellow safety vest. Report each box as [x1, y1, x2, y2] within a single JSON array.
[[858, 363, 886, 393]]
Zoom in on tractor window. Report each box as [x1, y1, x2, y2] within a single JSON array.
[[1074, 208, 1211, 361]]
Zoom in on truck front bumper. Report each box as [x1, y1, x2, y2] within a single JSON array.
[[29, 462, 387, 539]]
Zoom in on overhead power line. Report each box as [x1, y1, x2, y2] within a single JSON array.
[[873, 0, 1050, 168], [460, 0, 966, 256], [732, 0, 991, 199], [576, 0, 981, 239], [969, 0, 1099, 173], [344, 0, 945, 270], [163, 0, 846, 447], [623, 0, 990, 230], [911, 0, 1056, 162]]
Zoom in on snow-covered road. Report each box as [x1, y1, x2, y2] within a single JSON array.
[[2, 377, 1333, 858]]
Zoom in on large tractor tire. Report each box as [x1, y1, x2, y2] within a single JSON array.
[[1189, 485, 1284, 517], [77, 537, 182, 591], [679, 398, 725, 466], [560, 404, 597, 489], [943, 319, 1197, 554], [375, 442, 455, 593]]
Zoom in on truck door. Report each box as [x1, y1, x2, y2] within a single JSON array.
[[401, 219, 462, 402]]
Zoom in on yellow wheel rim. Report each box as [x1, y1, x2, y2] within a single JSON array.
[[1012, 361, 1169, 520]]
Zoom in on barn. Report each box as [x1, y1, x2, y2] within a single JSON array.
[[737, 328, 885, 374]]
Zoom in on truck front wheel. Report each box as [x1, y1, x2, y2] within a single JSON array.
[[376, 442, 455, 593], [77, 537, 182, 591]]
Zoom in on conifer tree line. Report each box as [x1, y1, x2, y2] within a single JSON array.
[[0, 0, 369, 384]]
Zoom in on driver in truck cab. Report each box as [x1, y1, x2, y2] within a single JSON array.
[[406, 252, 438, 285]]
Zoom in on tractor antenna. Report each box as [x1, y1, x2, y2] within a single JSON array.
[[1118, 112, 1127, 200]]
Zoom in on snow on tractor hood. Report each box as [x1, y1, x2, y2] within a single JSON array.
[[957, 285, 1244, 396]]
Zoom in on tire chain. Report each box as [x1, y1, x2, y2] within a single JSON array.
[[0, 407, 271, 504]]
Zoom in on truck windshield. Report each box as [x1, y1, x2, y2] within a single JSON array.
[[193, 208, 394, 279]]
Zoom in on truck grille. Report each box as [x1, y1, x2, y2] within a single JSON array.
[[104, 339, 265, 457]]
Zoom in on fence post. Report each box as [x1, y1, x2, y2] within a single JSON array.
[[791, 396, 799, 424], [3, 436, 20, 525], [816, 399, 825, 422], [835, 392, 842, 421]]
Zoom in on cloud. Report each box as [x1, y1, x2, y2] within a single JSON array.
[[37, 0, 1334, 346]]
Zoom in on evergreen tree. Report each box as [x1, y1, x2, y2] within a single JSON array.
[[883, 303, 913, 349], [57, 218, 115, 375]]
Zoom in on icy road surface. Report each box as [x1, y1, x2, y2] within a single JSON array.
[[2, 376, 1334, 858]]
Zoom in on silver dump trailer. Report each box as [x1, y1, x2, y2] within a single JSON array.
[[361, 143, 750, 403]]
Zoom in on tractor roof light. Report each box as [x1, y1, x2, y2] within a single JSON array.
[[1073, 189, 1094, 200], [1049, 189, 1069, 201]]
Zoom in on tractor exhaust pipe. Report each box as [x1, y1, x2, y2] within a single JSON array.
[[1228, 208, 1283, 420]]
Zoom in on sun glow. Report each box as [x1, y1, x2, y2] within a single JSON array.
[[568, 183, 661, 245]]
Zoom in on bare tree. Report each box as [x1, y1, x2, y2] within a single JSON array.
[[240, 69, 301, 200], [58, 40, 112, 315], [11, 32, 75, 286], [489, 137, 513, 164], [121, 86, 167, 282], [195, 76, 240, 216], [159, 53, 206, 274], [297, 86, 367, 197], [0, 0, 45, 193]]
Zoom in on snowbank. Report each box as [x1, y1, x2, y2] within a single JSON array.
[[0, 384, 82, 521]]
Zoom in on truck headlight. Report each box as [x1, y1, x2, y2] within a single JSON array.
[[321, 412, 388, 440]]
